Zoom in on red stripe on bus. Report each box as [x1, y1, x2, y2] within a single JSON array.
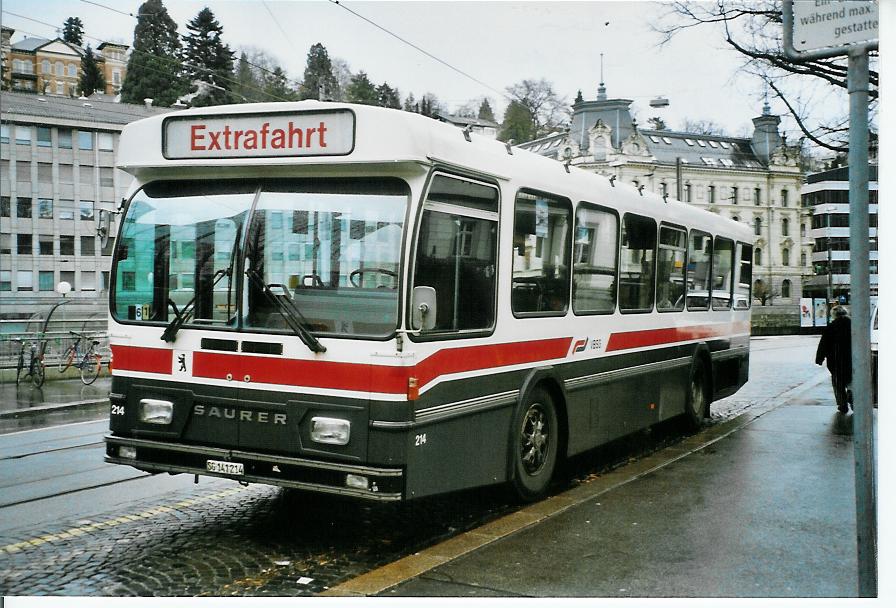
[[605, 322, 748, 352], [191, 337, 573, 393], [110, 344, 173, 374]]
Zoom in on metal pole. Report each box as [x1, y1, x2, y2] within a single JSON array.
[[827, 211, 833, 323], [847, 48, 876, 598]]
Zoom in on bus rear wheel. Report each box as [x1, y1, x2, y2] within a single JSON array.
[[684, 360, 709, 431], [510, 387, 558, 502]]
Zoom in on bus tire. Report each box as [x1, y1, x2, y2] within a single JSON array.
[[509, 386, 559, 502], [684, 358, 709, 430]]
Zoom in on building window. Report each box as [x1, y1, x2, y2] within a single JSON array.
[[0, 271, 10, 291], [37, 127, 52, 147], [15, 125, 31, 145], [56, 81, 64, 95], [60, 208, 75, 221], [39, 271, 55, 291], [708, 185, 716, 204], [61, 270, 75, 291], [801, 251, 807, 266], [754, 188, 761, 205], [79, 166, 94, 185], [38, 199, 53, 219], [38, 163, 53, 182], [42, 60, 50, 74], [68, 64, 77, 78], [782, 218, 789, 236], [121, 271, 135, 291], [55, 61, 64, 77], [754, 248, 762, 266], [17, 270, 33, 291], [781, 279, 791, 298], [1, 196, 10, 217], [684, 184, 692, 203], [16, 198, 32, 219], [80, 201, 95, 220], [731, 186, 739, 204], [753, 217, 761, 236], [99, 167, 114, 187], [782, 247, 790, 266], [81, 235, 96, 256], [781, 189, 789, 207], [58, 129, 72, 149], [39, 234, 54, 255], [78, 131, 94, 150], [113, 70, 121, 85], [0, 234, 10, 254], [81, 271, 96, 291], [732, 215, 739, 223], [0, 124, 8, 143], [16, 161, 30, 183], [98, 132, 114, 151], [59, 164, 73, 183], [60, 235, 75, 256]]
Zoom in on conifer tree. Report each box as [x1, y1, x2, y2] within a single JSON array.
[[233, 52, 260, 101], [498, 100, 535, 142], [299, 43, 339, 100], [181, 7, 235, 106], [264, 67, 297, 101], [403, 93, 418, 113], [79, 45, 105, 97], [346, 72, 378, 105], [478, 99, 495, 122], [62, 17, 84, 46], [120, 0, 185, 106], [376, 82, 401, 109]]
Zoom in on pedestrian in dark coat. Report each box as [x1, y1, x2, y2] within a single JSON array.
[[816, 306, 852, 413]]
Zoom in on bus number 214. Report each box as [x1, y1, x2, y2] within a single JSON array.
[[415, 434, 427, 446]]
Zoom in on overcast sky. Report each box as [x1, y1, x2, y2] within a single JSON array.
[[0, 0, 833, 139]]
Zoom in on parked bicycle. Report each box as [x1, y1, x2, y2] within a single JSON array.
[[58, 331, 102, 385], [15, 338, 46, 388]]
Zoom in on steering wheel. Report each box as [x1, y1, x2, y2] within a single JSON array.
[[349, 267, 398, 288]]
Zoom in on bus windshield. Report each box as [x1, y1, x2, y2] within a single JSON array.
[[112, 178, 409, 338]]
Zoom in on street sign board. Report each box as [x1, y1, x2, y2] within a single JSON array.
[[791, 0, 878, 53]]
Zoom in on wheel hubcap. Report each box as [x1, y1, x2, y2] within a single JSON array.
[[691, 375, 704, 416], [520, 404, 549, 475]]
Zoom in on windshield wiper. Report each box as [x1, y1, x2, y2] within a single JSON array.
[[161, 266, 232, 342], [245, 267, 327, 353]]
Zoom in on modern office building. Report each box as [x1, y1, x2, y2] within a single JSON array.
[[801, 164, 879, 303], [1, 91, 171, 322], [1, 26, 128, 97], [519, 81, 812, 304]]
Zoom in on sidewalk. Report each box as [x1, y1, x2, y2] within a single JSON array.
[[327, 371, 874, 598], [0, 376, 111, 433]]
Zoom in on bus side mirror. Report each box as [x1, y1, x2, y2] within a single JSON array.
[[412, 286, 437, 331]]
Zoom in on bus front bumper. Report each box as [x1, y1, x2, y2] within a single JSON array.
[[104, 434, 404, 501]]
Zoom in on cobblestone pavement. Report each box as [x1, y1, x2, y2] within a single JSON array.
[[0, 336, 820, 596]]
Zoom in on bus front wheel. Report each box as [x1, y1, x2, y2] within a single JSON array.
[[509, 387, 559, 502]]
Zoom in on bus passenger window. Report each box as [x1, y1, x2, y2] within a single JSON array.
[[713, 237, 735, 310], [657, 225, 686, 312], [618, 214, 656, 313], [512, 191, 571, 315], [735, 243, 752, 309], [412, 175, 499, 332], [572, 203, 617, 314], [687, 230, 713, 310]]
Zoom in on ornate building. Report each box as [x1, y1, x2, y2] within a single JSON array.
[[519, 82, 812, 304], [1, 26, 128, 97]]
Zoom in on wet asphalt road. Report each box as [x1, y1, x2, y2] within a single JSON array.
[[0, 335, 824, 596]]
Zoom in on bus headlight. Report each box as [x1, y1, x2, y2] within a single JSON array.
[[119, 446, 137, 459], [310, 417, 350, 445], [139, 399, 173, 425]]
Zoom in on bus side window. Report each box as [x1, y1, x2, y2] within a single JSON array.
[[511, 190, 572, 315], [657, 225, 686, 312], [618, 213, 656, 313], [712, 237, 735, 310], [687, 230, 713, 310], [411, 174, 499, 333], [735, 242, 752, 309], [572, 203, 617, 315]]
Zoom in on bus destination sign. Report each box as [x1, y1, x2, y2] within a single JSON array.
[[163, 110, 355, 159]]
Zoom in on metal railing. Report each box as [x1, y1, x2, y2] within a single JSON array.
[[0, 304, 109, 369]]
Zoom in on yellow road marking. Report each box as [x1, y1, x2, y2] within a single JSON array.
[[0, 486, 249, 555]]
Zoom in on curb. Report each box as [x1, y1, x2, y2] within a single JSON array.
[[320, 370, 832, 597], [0, 398, 109, 420]]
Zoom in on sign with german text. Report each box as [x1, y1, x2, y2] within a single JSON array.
[[792, 0, 878, 52], [163, 110, 355, 159]]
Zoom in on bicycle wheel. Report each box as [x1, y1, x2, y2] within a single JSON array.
[[58, 345, 76, 372], [80, 350, 100, 385], [31, 357, 46, 388]]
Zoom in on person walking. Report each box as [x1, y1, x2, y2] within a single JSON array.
[[816, 306, 853, 413]]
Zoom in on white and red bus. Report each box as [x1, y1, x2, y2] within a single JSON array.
[[104, 102, 753, 502]]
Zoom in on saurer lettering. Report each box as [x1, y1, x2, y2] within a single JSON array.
[[190, 121, 328, 152], [193, 404, 287, 425]]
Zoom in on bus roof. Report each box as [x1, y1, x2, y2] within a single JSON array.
[[117, 100, 753, 242]]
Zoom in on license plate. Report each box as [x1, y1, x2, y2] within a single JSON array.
[[206, 460, 244, 476]]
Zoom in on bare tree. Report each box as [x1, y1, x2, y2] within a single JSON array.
[[652, 1, 878, 153], [505, 78, 569, 139], [681, 119, 727, 136]]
